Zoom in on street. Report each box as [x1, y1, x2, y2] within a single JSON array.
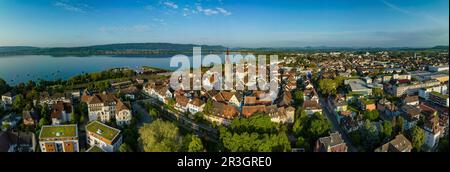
[[318, 94, 358, 152]]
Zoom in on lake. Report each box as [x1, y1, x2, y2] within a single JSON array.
[[0, 55, 224, 85]]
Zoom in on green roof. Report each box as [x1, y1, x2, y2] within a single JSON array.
[[86, 145, 105, 152], [347, 91, 366, 97], [430, 91, 449, 99], [39, 125, 77, 139], [359, 98, 375, 105], [86, 121, 120, 141]]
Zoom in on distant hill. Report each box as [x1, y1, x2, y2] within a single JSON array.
[[0, 43, 226, 56], [0, 43, 447, 56], [0, 46, 39, 53]]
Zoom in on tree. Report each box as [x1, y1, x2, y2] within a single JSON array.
[[293, 90, 304, 105], [148, 106, 158, 119], [119, 143, 133, 152], [38, 118, 49, 128], [397, 116, 405, 134], [69, 112, 78, 124], [438, 135, 449, 152], [0, 78, 9, 94], [203, 99, 214, 116], [307, 113, 331, 139], [295, 136, 310, 151], [373, 88, 383, 98], [292, 108, 308, 136], [138, 119, 182, 152], [187, 135, 204, 152], [363, 110, 379, 121], [360, 120, 380, 150], [12, 94, 25, 111], [409, 126, 425, 151], [381, 121, 393, 139], [318, 79, 337, 96]]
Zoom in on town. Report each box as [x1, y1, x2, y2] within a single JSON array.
[[1, 48, 448, 152]]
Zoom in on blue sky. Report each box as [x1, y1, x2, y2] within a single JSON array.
[[0, 0, 448, 48]]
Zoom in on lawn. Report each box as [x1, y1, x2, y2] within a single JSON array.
[[86, 121, 120, 141], [40, 125, 77, 139]]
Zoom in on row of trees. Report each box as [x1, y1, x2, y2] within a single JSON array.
[[317, 76, 346, 96], [219, 113, 291, 152], [137, 119, 205, 152], [292, 109, 331, 151], [66, 69, 135, 86]]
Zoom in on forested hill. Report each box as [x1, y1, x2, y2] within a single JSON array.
[[0, 43, 226, 56]]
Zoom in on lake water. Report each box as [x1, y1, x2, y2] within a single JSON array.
[[0, 55, 222, 85]]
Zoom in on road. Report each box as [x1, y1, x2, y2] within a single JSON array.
[[132, 101, 153, 128], [318, 94, 358, 152], [134, 95, 219, 142]]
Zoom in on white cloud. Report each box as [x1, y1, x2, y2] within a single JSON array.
[[216, 7, 231, 16], [195, 4, 231, 16], [163, 1, 178, 9], [54, 1, 87, 13], [203, 9, 219, 16]]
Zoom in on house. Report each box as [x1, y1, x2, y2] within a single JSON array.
[[314, 132, 348, 152], [1, 92, 15, 109], [50, 101, 72, 125], [277, 91, 293, 107], [39, 92, 72, 106], [403, 95, 419, 106], [1, 113, 22, 131], [377, 99, 400, 118], [336, 111, 354, 124], [269, 106, 295, 124], [334, 95, 348, 112], [359, 98, 376, 111], [86, 145, 106, 152], [303, 88, 319, 103], [428, 91, 449, 107], [345, 79, 372, 96], [213, 91, 242, 108], [174, 95, 189, 113], [86, 121, 122, 152], [22, 109, 38, 126], [400, 105, 421, 130], [144, 81, 172, 103], [116, 101, 132, 126], [187, 98, 205, 114], [205, 102, 239, 125], [423, 113, 443, 148], [120, 86, 139, 101], [39, 124, 79, 152], [242, 105, 266, 118], [302, 100, 322, 115], [244, 96, 257, 106], [341, 116, 362, 133], [418, 103, 444, 148], [0, 131, 36, 152], [82, 93, 132, 126], [375, 134, 412, 152]]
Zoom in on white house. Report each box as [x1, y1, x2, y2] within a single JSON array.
[[174, 95, 189, 113], [86, 121, 122, 152], [50, 101, 72, 125], [1, 92, 15, 109], [39, 125, 79, 152], [82, 93, 132, 126], [187, 98, 205, 114]]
